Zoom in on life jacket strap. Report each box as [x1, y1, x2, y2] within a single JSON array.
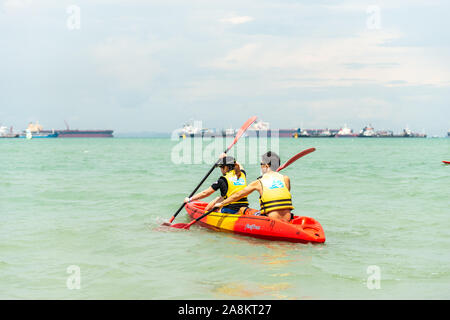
[[260, 198, 292, 206]]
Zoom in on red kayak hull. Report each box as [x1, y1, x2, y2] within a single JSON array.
[[185, 202, 325, 244], [443, 161, 450, 164]]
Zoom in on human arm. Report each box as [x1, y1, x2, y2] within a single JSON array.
[[184, 186, 216, 203], [284, 175, 291, 191], [205, 196, 224, 211], [214, 180, 261, 209]]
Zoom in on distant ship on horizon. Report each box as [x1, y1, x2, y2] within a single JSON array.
[[22, 121, 114, 138], [356, 124, 426, 138], [0, 126, 19, 138], [336, 124, 358, 137], [298, 128, 337, 138], [174, 119, 432, 138], [19, 122, 58, 139]]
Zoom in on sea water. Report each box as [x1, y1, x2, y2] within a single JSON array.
[[0, 137, 449, 299]]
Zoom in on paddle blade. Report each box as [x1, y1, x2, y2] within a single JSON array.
[[226, 116, 257, 151], [170, 223, 190, 229], [171, 209, 215, 230], [160, 214, 176, 226], [277, 147, 316, 172]]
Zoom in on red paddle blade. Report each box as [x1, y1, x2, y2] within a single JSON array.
[[170, 222, 196, 230], [277, 147, 316, 172], [170, 223, 190, 229], [170, 210, 214, 230], [226, 116, 257, 151]]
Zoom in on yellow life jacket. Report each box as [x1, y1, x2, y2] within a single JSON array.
[[223, 169, 249, 207], [259, 172, 294, 214]]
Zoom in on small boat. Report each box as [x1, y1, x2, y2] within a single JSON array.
[[19, 122, 59, 139], [443, 161, 450, 165], [19, 131, 59, 139], [185, 201, 325, 244]]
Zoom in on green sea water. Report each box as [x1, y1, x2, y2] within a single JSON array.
[[1, 137, 449, 299]]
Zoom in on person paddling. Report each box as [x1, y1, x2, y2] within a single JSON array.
[[214, 151, 294, 222], [184, 154, 249, 214]]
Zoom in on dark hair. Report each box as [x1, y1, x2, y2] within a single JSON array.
[[261, 151, 280, 171], [216, 156, 236, 170]]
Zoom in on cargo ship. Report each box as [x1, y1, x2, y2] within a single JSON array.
[[358, 124, 377, 137], [22, 121, 113, 138], [0, 126, 19, 138], [51, 121, 113, 138], [335, 124, 358, 137], [246, 120, 270, 137], [51, 129, 113, 138], [246, 120, 300, 138], [358, 125, 426, 138], [297, 128, 338, 138], [400, 127, 426, 138], [178, 120, 216, 138]]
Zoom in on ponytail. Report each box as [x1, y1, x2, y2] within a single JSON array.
[[234, 163, 242, 179]]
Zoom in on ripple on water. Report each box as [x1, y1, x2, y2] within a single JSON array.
[[1, 138, 450, 299]]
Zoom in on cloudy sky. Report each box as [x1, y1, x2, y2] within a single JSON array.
[[1, 0, 449, 135]]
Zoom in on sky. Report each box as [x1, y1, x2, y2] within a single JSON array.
[[0, 0, 449, 135]]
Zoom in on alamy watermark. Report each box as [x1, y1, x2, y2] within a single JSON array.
[[366, 265, 381, 289], [67, 5, 81, 30], [66, 265, 81, 290], [366, 5, 381, 30]]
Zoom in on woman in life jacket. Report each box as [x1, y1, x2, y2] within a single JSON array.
[[184, 154, 249, 214], [214, 151, 294, 222]]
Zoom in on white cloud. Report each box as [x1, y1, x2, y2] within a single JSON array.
[[219, 15, 254, 25], [3, 0, 32, 10], [91, 37, 162, 90], [322, 0, 442, 12], [206, 31, 450, 88], [304, 98, 393, 122]]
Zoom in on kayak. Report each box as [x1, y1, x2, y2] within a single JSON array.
[[185, 201, 325, 244], [443, 161, 450, 164]]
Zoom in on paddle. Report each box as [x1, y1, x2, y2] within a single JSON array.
[[170, 209, 216, 229], [173, 147, 316, 230], [276, 147, 316, 172], [163, 116, 257, 226]]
